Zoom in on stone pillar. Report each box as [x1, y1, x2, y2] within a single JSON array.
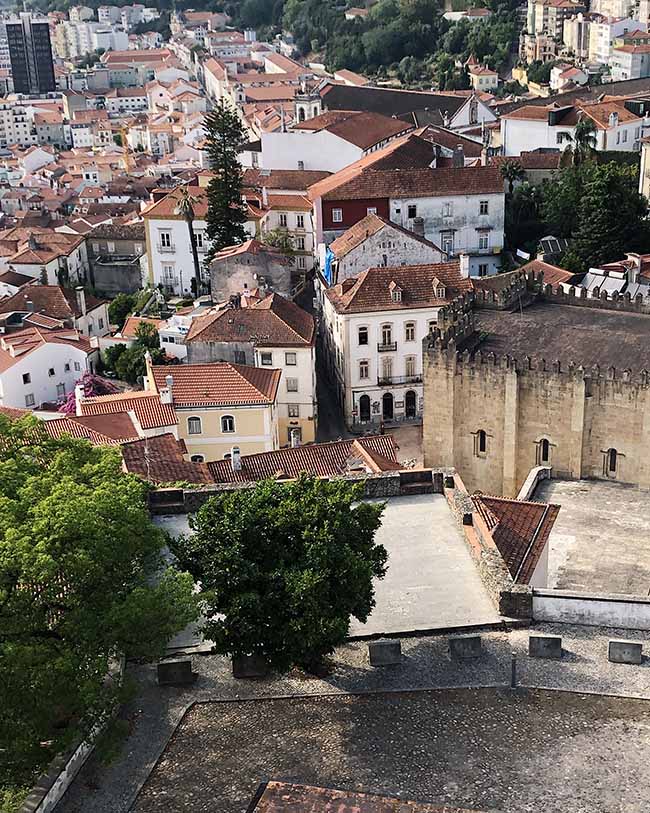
[[502, 367, 519, 497], [423, 345, 457, 468], [569, 374, 587, 480], [638, 385, 650, 489]]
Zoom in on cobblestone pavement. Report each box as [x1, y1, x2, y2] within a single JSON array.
[[56, 624, 650, 813]]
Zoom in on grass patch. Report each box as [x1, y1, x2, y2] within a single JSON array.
[[0, 786, 30, 813]]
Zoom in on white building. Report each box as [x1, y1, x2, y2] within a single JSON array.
[[500, 101, 646, 154], [589, 16, 642, 64], [549, 63, 588, 91], [320, 262, 472, 427], [563, 12, 592, 59], [591, 0, 635, 17], [0, 327, 96, 410], [610, 43, 650, 79]]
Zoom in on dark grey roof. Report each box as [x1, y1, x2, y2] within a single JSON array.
[[496, 77, 650, 116], [88, 222, 145, 241], [321, 83, 467, 124]]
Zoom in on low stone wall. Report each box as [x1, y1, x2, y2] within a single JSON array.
[[533, 589, 650, 630], [445, 472, 532, 620], [516, 466, 552, 501]]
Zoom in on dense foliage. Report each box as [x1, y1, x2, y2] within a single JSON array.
[[108, 292, 138, 328], [0, 418, 197, 788], [171, 475, 387, 672], [103, 321, 165, 383]]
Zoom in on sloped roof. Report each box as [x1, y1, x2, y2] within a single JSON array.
[[208, 435, 400, 483], [292, 110, 413, 150], [0, 285, 105, 321], [121, 433, 212, 484], [472, 494, 560, 584], [326, 262, 473, 313], [79, 390, 177, 430], [151, 362, 281, 407], [42, 413, 138, 445], [0, 327, 91, 373], [186, 293, 315, 347], [329, 213, 443, 259], [242, 168, 331, 192], [515, 259, 581, 290], [321, 82, 468, 122]]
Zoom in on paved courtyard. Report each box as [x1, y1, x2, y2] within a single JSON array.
[[133, 687, 650, 813], [535, 479, 650, 596]]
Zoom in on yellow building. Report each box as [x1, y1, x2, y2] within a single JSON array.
[[146, 356, 280, 463]]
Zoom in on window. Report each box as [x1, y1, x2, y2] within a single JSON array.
[[296, 214, 304, 229], [107, 241, 115, 253], [359, 359, 369, 379], [441, 231, 454, 255], [616, 131, 621, 145], [98, 318, 104, 330], [358, 326, 368, 345], [390, 287, 402, 303], [190, 454, 205, 463], [405, 355, 417, 377], [478, 232, 489, 251], [367, 206, 377, 215], [286, 377, 298, 392], [159, 230, 172, 248], [605, 447, 618, 476], [297, 256, 306, 269], [405, 322, 415, 341], [539, 438, 551, 465], [234, 350, 246, 364], [381, 356, 393, 380], [479, 200, 489, 215], [64, 363, 70, 372], [332, 208, 343, 223], [74, 361, 81, 372], [475, 429, 487, 457], [163, 264, 175, 282], [442, 202, 453, 217], [187, 416, 202, 434], [221, 415, 235, 433], [295, 236, 305, 251], [381, 324, 392, 345], [22, 372, 30, 384], [478, 263, 489, 277], [407, 204, 417, 219], [288, 404, 300, 417], [260, 352, 273, 365], [279, 213, 288, 227], [25, 393, 35, 407], [285, 352, 297, 366], [48, 367, 55, 377], [623, 129, 628, 143], [56, 383, 66, 399]]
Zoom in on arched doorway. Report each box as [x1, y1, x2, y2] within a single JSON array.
[[298, 106, 306, 122], [359, 394, 370, 423], [405, 390, 417, 418], [382, 392, 394, 420]]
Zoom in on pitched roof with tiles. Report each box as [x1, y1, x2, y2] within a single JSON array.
[[292, 110, 413, 149], [329, 213, 443, 259], [42, 414, 138, 445], [79, 390, 177, 430], [208, 435, 400, 483], [186, 293, 315, 347], [321, 83, 469, 122], [120, 315, 163, 338], [472, 494, 560, 584], [242, 168, 331, 192], [121, 433, 212, 484], [325, 262, 473, 313], [0, 327, 91, 373], [515, 259, 581, 290], [211, 238, 292, 264], [151, 362, 281, 407], [0, 285, 105, 321], [143, 184, 207, 219]]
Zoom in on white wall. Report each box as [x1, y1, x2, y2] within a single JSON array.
[[254, 345, 316, 436], [146, 217, 209, 296], [0, 342, 90, 409], [261, 130, 362, 172], [533, 588, 650, 630]]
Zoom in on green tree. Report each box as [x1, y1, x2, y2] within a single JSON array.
[[571, 115, 597, 165], [203, 100, 248, 257], [500, 158, 526, 194], [0, 417, 198, 787], [262, 227, 295, 254], [174, 187, 203, 297], [108, 292, 137, 327], [171, 475, 387, 672]]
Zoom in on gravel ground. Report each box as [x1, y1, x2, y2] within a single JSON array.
[[56, 623, 650, 813]]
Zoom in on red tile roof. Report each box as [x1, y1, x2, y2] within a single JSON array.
[[292, 110, 413, 150], [515, 259, 580, 290], [0, 327, 91, 373], [121, 433, 212, 484], [0, 285, 105, 321], [186, 293, 315, 347], [151, 362, 281, 407], [79, 390, 177, 430], [211, 238, 292, 264], [472, 494, 560, 584], [143, 184, 207, 220], [242, 168, 331, 192], [208, 435, 400, 483], [120, 316, 162, 338], [42, 414, 137, 445], [326, 262, 472, 314]]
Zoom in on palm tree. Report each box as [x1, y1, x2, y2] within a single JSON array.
[[174, 186, 203, 298], [572, 116, 597, 165], [499, 159, 526, 194]]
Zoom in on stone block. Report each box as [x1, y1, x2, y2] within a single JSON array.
[[368, 639, 402, 666], [529, 633, 562, 659], [232, 654, 269, 678], [449, 633, 482, 659], [157, 658, 197, 686], [444, 475, 455, 489], [608, 639, 643, 665]]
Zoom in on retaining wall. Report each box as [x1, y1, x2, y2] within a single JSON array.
[[533, 589, 650, 631]]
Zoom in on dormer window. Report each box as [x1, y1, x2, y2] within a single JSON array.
[[389, 281, 402, 302], [432, 277, 446, 299]]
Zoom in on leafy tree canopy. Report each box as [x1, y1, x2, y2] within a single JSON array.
[[0, 418, 198, 787], [108, 292, 137, 328], [171, 475, 387, 672]]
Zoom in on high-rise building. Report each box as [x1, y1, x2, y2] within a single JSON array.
[[7, 13, 55, 95]]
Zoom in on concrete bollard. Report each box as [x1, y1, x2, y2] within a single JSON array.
[[368, 639, 402, 666], [232, 654, 269, 678], [608, 639, 643, 665], [157, 657, 197, 686], [449, 633, 482, 659], [529, 634, 562, 660]]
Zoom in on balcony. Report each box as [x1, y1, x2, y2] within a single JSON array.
[[377, 341, 397, 352], [157, 243, 176, 253], [377, 374, 423, 386]]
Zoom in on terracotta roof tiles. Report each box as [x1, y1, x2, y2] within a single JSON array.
[[329, 213, 443, 259], [121, 433, 212, 484], [292, 110, 413, 150], [79, 390, 177, 430], [151, 362, 281, 407]]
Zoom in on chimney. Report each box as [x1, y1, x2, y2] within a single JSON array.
[[609, 111, 619, 128], [411, 216, 425, 237], [480, 147, 488, 166], [75, 285, 86, 316], [262, 185, 268, 207], [231, 446, 241, 471], [25, 299, 34, 312], [459, 253, 471, 278], [160, 374, 173, 404], [626, 252, 641, 284], [452, 144, 465, 168], [74, 382, 84, 416]]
